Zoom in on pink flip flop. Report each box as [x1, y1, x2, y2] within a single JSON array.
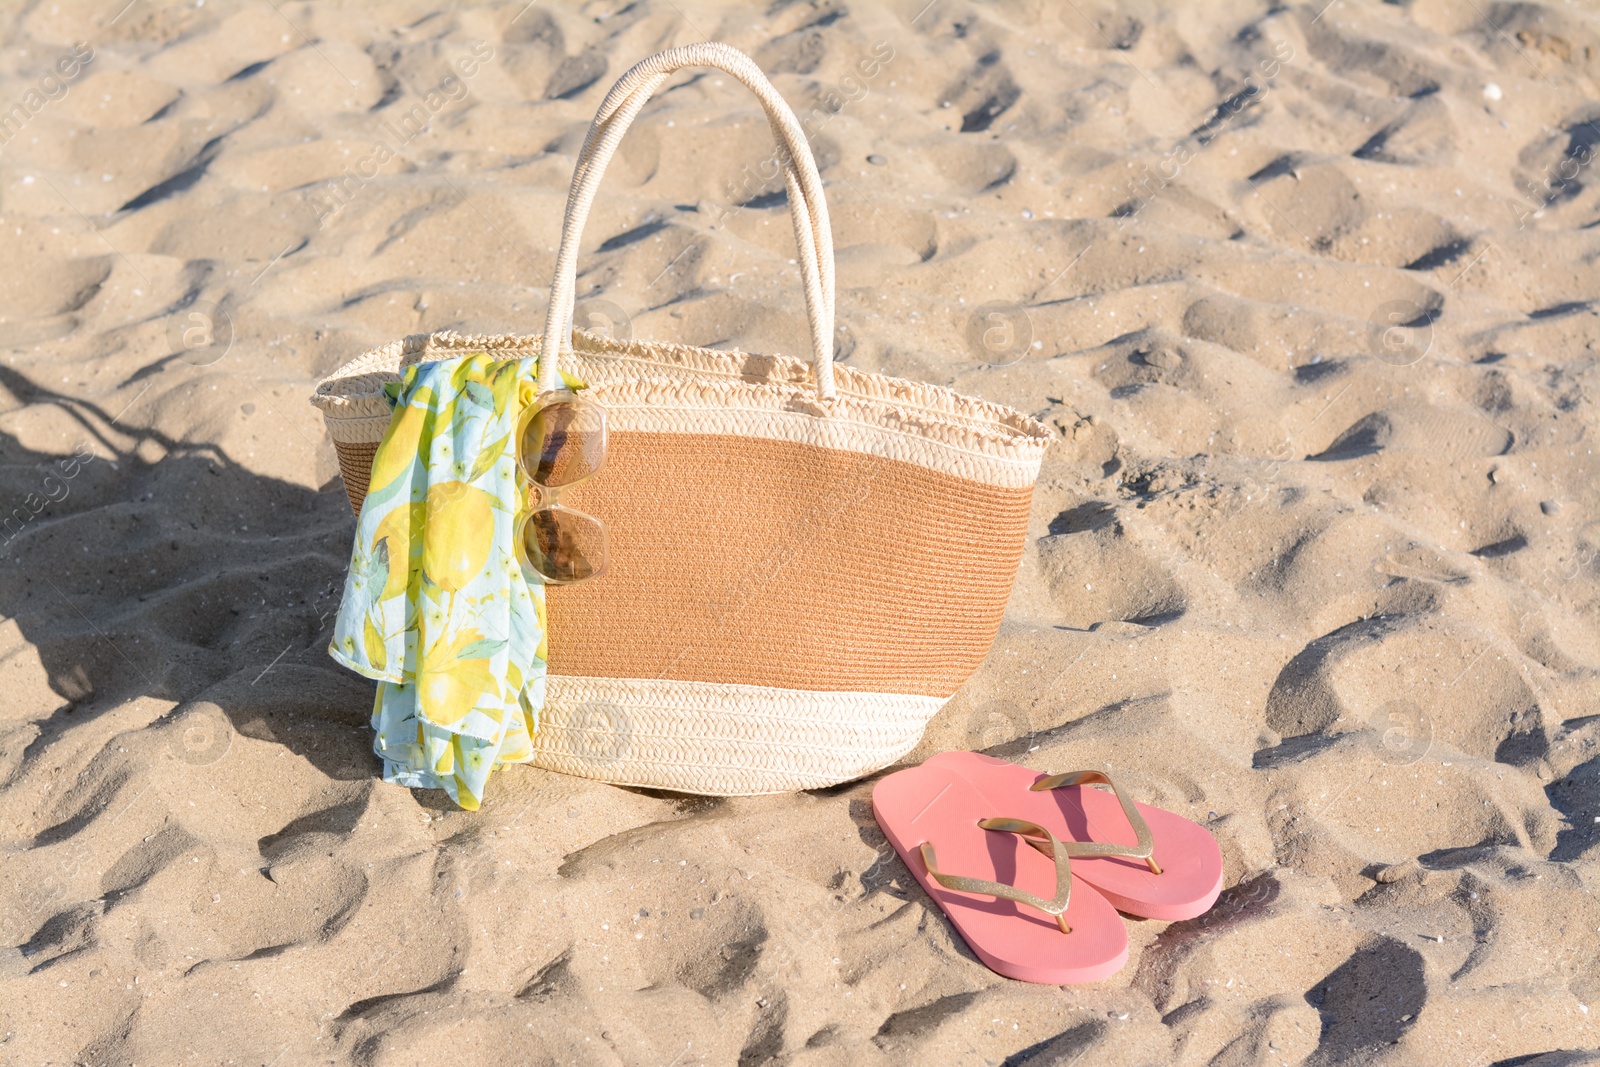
[[925, 751, 1223, 922], [872, 762, 1128, 984]]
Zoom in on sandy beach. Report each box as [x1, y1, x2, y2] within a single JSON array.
[[1, 0, 1597, 1062]]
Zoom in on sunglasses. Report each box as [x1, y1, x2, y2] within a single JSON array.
[[514, 389, 610, 584]]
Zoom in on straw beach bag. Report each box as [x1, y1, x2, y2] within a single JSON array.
[[311, 43, 1051, 795]]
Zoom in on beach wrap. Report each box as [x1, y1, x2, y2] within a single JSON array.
[[329, 354, 554, 809]]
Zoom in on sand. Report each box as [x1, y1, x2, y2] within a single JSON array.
[[1, 0, 1597, 1063]]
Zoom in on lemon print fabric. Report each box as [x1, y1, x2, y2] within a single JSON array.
[[330, 353, 565, 810]]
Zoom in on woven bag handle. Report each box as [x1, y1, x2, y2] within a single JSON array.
[[539, 42, 838, 400]]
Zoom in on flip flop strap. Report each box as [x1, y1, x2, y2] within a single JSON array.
[[1029, 770, 1163, 874], [918, 818, 1074, 934]]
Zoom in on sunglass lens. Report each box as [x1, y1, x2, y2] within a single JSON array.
[[518, 392, 606, 488], [520, 506, 608, 584]]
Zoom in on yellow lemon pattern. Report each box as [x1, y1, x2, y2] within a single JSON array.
[[330, 353, 560, 810], [420, 481, 495, 592]]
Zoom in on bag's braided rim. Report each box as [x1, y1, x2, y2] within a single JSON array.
[[311, 330, 1051, 464], [530, 675, 941, 795]]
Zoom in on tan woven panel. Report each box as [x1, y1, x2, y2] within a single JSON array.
[[546, 433, 1032, 697], [334, 441, 378, 515]]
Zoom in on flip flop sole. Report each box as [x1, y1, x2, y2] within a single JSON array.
[[927, 751, 1224, 922], [872, 763, 1128, 984]]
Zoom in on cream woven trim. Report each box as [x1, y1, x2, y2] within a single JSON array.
[[326, 412, 395, 445], [529, 674, 940, 795], [599, 401, 1041, 487], [312, 333, 419, 422], [311, 331, 1050, 482]]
